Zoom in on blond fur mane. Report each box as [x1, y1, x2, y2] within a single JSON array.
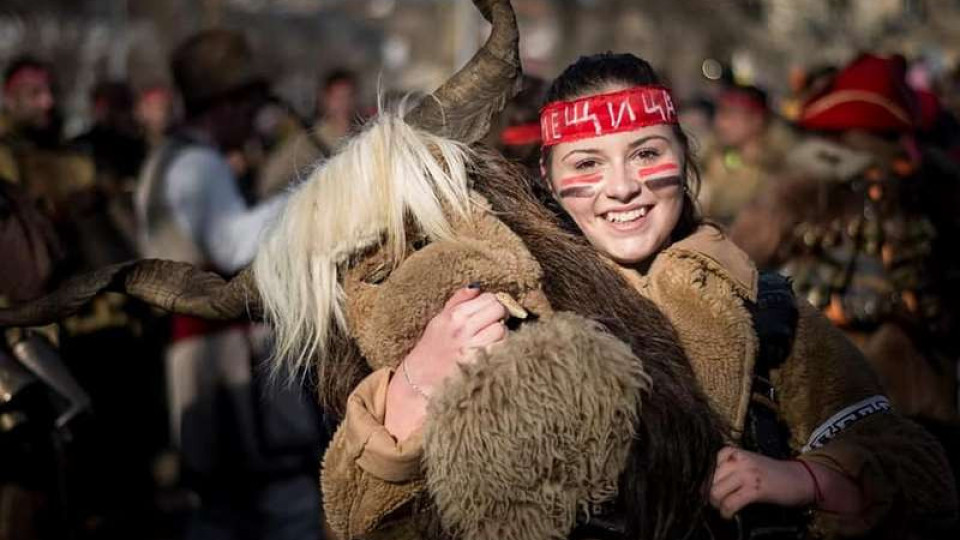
[[253, 112, 473, 381]]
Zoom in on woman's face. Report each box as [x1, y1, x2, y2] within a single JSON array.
[[547, 123, 686, 265]]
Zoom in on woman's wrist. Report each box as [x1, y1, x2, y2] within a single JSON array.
[[401, 358, 433, 400], [797, 459, 864, 516], [384, 362, 430, 442]]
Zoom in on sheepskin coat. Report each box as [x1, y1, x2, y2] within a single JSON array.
[[618, 226, 957, 539], [320, 224, 957, 540]]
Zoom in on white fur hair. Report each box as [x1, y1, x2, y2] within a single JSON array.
[[253, 111, 473, 381]]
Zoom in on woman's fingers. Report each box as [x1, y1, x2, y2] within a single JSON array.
[[718, 479, 761, 519], [716, 446, 739, 465], [710, 469, 743, 506], [450, 292, 498, 320], [466, 319, 506, 349], [444, 286, 483, 310], [460, 297, 507, 338]]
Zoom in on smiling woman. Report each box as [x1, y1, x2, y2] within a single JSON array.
[[533, 52, 957, 539], [546, 126, 687, 264]]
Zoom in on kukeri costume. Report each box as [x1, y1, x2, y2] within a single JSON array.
[[0, 4, 955, 540], [730, 54, 960, 424]]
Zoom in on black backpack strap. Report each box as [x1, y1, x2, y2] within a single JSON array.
[[752, 272, 799, 385], [742, 271, 798, 460], [737, 273, 810, 540]]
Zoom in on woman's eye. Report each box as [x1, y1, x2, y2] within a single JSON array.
[[634, 148, 661, 162], [575, 159, 598, 170]]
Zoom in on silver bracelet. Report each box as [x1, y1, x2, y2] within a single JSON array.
[[401, 360, 431, 400]]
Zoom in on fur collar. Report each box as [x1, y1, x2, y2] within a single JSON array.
[[619, 226, 759, 433]]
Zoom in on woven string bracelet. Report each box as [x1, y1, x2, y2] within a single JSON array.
[[794, 459, 825, 507]]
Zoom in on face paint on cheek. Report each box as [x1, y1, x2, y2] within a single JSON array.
[[644, 175, 684, 191], [557, 171, 602, 199], [638, 162, 683, 191], [637, 162, 680, 178]]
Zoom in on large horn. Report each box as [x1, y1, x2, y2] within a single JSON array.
[[405, 0, 521, 143], [0, 260, 260, 328]]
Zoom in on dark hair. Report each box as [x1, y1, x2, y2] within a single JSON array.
[[3, 56, 51, 89], [322, 68, 357, 92], [541, 52, 703, 245]]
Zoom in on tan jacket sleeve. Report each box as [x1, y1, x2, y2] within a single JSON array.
[[320, 368, 426, 539], [775, 301, 958, 537]]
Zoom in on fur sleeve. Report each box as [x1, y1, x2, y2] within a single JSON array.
[[775, 301, 958, 537], [320, 369, 426, 538]]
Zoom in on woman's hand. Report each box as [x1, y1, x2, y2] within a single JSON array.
[[402, 286, 508, 395], [710, 447, 813, 519], [384, 286, 507, 440], [710, 446, 864, 519]]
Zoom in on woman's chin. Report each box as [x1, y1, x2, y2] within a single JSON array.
[[602, 240, 659, 266]]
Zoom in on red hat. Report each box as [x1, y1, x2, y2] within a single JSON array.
[[798, 54, 918, 133]]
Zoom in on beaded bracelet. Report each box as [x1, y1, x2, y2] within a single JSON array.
[[794, 459, 825, 507], [401, 360, 431, 400]]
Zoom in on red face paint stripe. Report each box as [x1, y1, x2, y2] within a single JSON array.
[[637, 163, 680, 177], [558, 172, 603, 189]]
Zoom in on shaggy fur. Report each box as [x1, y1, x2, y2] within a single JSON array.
[[424, 313, 648, 540], [269, 114, 727, 539], [341, 196, 550, 372], [471, 149, 728, 540], [254, 112, 473, 384], [642, 243, 759, 432], [314, 134, 726, 539]]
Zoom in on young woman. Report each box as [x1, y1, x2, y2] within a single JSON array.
[[321, 54, 957, 539]]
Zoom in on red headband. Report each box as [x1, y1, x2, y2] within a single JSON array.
[[540, 85, 679, 148], [499, 122, 542, 146]]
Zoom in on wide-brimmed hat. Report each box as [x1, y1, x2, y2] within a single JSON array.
[[798, 54, 918, 134], [170, 29, 267, 115]]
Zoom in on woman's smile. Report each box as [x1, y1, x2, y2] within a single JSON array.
[[548, 124, 685, 265]]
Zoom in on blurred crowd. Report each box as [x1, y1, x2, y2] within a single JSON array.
[[1, 18, 960, 540]]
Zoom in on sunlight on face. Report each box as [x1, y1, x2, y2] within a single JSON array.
[[547, 124, 685, 265]]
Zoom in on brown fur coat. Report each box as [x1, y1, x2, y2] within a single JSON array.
[[321, 153, 957, 540], [622, 226, 957, 538], [321, 152, 724, 540]]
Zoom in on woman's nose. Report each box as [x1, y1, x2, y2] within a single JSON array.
[[603, 164, 641, 201]]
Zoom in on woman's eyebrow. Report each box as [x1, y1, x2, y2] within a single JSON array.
[[561, 148, 603, 161], [627, 135, 669, 150]]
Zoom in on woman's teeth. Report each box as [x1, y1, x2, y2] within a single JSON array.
[[605, 207, 648, 223]]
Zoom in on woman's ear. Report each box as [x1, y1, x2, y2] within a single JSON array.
[[539, 157, 556, 198]]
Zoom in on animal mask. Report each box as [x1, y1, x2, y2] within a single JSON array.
[[0, 2, 723, 538]]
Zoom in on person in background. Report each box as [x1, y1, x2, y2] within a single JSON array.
[[730, 54, 960, 492], [698, 84, 795, 225], [0, 57, 95, 228], [489, 74, 548, 177], [257, 68, 361, 199], [135, 28, 322, 540], [135, 84, 175, 150], [73, 80, 147, 186]]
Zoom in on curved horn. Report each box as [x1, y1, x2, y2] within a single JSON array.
[[405, 0, 521, 143], [0, 260, 260, 328]]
